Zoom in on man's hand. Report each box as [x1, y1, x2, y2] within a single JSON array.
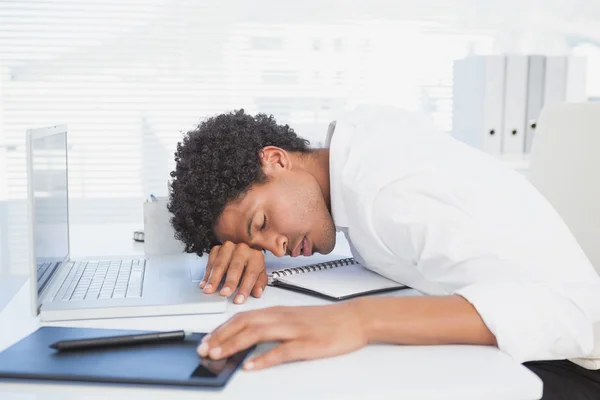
[[196, 302, 367, 371], [197, 296, 497, 371], [200, 241, 267, 304]]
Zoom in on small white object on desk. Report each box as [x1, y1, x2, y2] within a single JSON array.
[[142, 196, 185, 258]]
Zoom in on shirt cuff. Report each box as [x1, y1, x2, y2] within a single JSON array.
[[455, 282, 595, 363]]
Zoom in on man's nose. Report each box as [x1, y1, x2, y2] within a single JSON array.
[[263, 236, 287, 257]]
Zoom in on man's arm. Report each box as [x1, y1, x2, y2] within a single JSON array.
[[197, 294, 497, 371], [356, 295, 497, 347], [371, 180, 600, 362]]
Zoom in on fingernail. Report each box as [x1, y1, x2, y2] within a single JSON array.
[[203, 283, 213, 293], [220, 287, 231, 296], [201, 334, 210, 343], [209, 347, 222, 358], [244, 361, 254, 370], [199, 280, 206, 288], [197, 343, 209, 357], [256, 287, 263, 297], [235, 294, 245, 304]]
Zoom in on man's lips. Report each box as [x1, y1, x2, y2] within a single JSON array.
[[291, 236, 311, 257], [302, 236, 312, 256]]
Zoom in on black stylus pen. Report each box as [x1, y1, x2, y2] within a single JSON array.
[[49, 330, 193, 351]]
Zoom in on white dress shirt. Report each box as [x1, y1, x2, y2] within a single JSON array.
[[325, 104, 600, 363]]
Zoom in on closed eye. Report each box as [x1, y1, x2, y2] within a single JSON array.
[[261, 215, 267, 230]]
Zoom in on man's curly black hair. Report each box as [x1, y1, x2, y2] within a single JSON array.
[[168, 109, 312, 256]]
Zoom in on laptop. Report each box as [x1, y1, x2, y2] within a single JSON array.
[[26, 125, 227, 321]]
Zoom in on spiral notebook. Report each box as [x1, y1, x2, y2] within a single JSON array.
[[267, 257, 407, 300]]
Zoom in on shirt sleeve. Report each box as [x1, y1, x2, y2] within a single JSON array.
[[370, 178, 600, 363]]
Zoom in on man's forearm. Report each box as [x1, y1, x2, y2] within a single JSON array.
[[353, 295, 497, 347]]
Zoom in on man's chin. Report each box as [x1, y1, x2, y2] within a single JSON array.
[[315, 239, 336, 255]]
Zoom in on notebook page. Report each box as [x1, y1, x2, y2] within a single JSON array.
[[276, 263, 404, 298]]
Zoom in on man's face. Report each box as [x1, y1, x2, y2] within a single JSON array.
[[214, 149, 336, 257]]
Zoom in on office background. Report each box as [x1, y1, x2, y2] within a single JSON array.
[[1, 0, 600, 275]]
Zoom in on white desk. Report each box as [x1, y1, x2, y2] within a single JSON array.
[[0, 224, 543, 400]]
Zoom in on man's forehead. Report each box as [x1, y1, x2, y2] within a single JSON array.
[[216, 199, 251, 238], [217, 205, 242, 229]]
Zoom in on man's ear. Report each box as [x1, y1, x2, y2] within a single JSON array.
[[260, 146, 292, 173]]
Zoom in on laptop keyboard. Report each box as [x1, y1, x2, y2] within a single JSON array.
[[53, 259, 146, 301], [36, 261, 59, 293], [36, 261, 55, 283]]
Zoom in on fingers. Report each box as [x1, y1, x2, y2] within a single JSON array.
[[251, 270, 268, 298], [198, 307, 285, 357], [219, 250, 247, 297], [244, 341, 307, 371], [200, 245, 220, 289], [234, 252, 265, 304], [203, 242, 235, 294], [202, 242, 266, 300], [199, 321, 297, 362]]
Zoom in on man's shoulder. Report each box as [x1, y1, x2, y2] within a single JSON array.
[[328, 104, 444, 223]]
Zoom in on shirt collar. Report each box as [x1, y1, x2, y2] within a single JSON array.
[[325, 120, 351, 230]]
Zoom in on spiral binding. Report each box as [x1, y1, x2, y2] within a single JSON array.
[[270, 257, 356, 279]]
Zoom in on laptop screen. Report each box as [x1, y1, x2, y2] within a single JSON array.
[[30, 129, 69, 294]]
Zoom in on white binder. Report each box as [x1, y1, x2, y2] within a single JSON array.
[[543, 56, 567, 107], [452, 55, 505, 155], [524, 55, 546, 153], [453, 54, 587, 156], [502, 55, 529, 155]]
